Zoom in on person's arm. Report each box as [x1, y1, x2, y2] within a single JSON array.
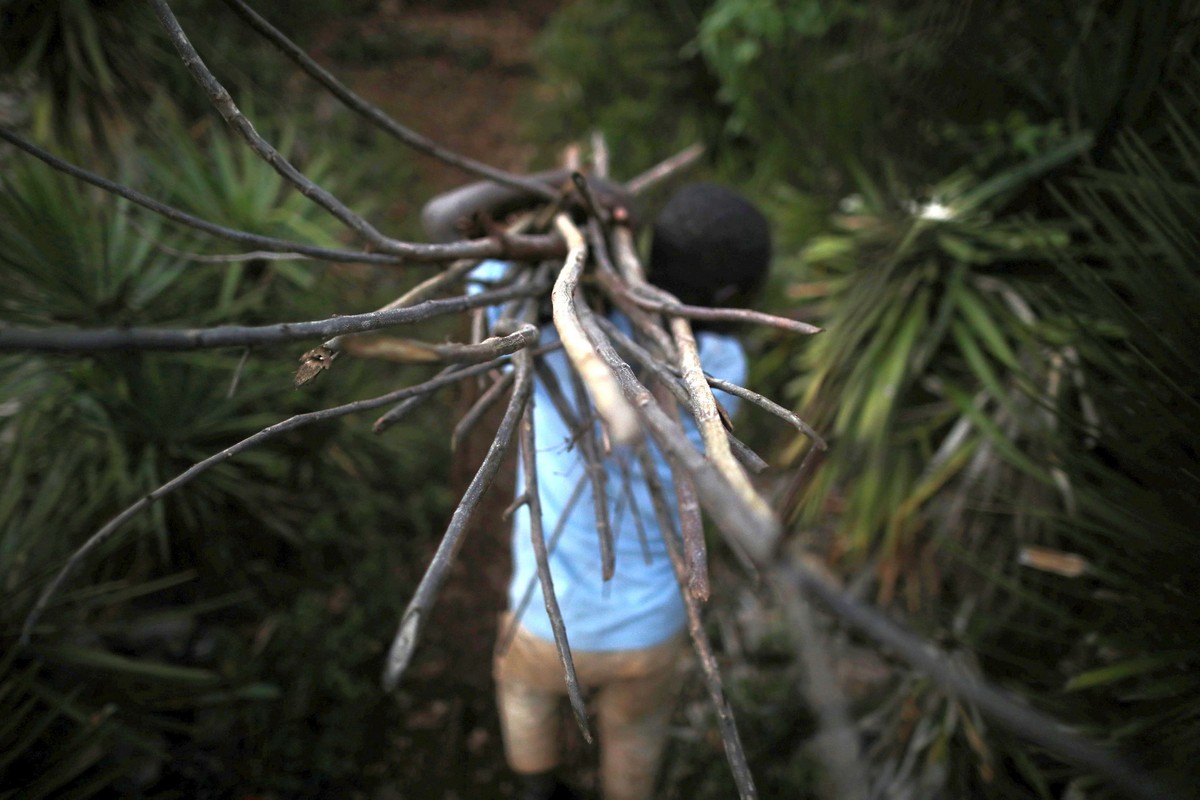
[[420, 170, 638, 242]]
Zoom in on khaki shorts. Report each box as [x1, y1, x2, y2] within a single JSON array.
[[493, 612, 687, 800]]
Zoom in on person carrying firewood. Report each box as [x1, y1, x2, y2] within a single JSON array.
[[422, 174, 771, 800]]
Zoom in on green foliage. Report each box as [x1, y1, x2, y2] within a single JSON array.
[[772, 37, 1199, 800], [523, 0, 719, 178], [693, 0, 1197, 192], [0, 0, 379, 147], [1, 111, 451, 797], [784, 135, 1090, 576], [1028, 115, 1200, 783], [695, 0, 902, 187], [0, 0, 155, 144]]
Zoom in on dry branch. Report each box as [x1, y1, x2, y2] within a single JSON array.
[[533, 360, 615, 581], [574, 302, 781, 565], [451, 370, 515, 451], [381, 346, 534, 690], [337, 324, 538, 365], [498, 474, 589, 655], [625, 142, 706, 195], [518, 353, 593, 742], [771, 560, 1180, 800], [4, 12, 1169, 800], [587, 220, 679, 360], [148, 0, 396, 250], [655, 385, 710, 603], [0, 282, 544, 353], [704, 374, 827, 449], [635, 444, 757, 800], [669, 313, 773, 524], [593, 315, 768, 475], [629, 283, 823, 335], [550, 214, 641, 445]]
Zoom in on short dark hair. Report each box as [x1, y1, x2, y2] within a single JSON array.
[[648, 183, 771, 309]]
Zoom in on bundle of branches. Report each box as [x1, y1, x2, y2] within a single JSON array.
[[0, 3, 1183, 799], [0, 1, 822, 795]]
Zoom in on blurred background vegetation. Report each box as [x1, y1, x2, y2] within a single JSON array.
[[2, 0, 1198, 798]]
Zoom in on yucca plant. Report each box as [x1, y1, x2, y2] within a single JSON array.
[[0, 156, 270, 797], [0, 0, 377, 148], [770, 77, 1199, 800], [781, 132, 1088, 591], [0, 0, 153, 146], [1013, 112, 1200, 791], [1, 112, 446, 796]]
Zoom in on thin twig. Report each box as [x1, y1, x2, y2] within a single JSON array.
[[371, 340, 559, 436], [704, 375, 827, 450], [0, 127, 386, 264], [587, 219, 678, 360], [451, 370, 514, 451], [655, 384, 709, 602], [498, 475, 588, 654], [518, 352, 593, 743], [534, 360, 615, 581], [319, 259, 482, 358], [147, 0, 396, 250], [593, 314, 770, 475], [372, 393, 434, 434], [670, 311, 772, 527], [381, 349, 534, 691], [565, 365, 616, 580], [20, 355, 514, 644], [299, 261, 485, 385], [0, 127, 566, 265], [221, 0, 556, 200], [148, 0, 566, 261], [614, 454, 653, 565], [135, 230, 312, 264], [0, 281, 544, 353], [374, 363, 464, 435], [776, 444, 825, 524], [625, 143, 706, 195], [338, 323, 538, 364], [629, 284, 823, 335], [635, 444, 757, 800]]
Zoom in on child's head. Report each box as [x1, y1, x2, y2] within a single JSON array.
[[648, 183, 772, 309]]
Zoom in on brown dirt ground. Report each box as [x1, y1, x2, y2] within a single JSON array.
[[328, 2, 560, 216]]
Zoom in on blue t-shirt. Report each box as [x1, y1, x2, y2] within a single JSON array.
[[470, 261, 746, 651]]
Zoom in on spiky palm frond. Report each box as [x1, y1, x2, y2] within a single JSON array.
[[0, 114, 440, 797], [1025, 109, 1200, 785]]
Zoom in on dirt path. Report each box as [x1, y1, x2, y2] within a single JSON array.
[[325, 2, 559, 224]]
